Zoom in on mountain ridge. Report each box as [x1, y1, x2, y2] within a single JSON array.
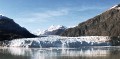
[[0, 15, 37, 40], [61, 4, 120, 37]]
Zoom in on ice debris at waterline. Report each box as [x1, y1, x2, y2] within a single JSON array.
[[4, 36, 111, 48]]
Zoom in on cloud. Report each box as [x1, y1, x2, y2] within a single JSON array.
[[71, 5, 107, 12], [33, 9, 69, 18], [18, 5, 107, 23], [19, 9, 69, 23]]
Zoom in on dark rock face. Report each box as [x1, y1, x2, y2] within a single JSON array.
[[110, 36, 120, 46], [0, 15, 36, 41], [61, 5, 120, 37], [116, 4, 120, 7]]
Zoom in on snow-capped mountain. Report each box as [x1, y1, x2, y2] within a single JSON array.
[[34, 25, 67, 35], [47, 25, 67, 31], [33, 29, 45, 35], [109, 4, 120, 10]]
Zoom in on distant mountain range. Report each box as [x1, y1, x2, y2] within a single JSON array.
[[0, 15, 36, 41], [61, 4, 120, 37], [34, 25, 67, 35]]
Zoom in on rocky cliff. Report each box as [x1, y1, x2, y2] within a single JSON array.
[[61, 4, 120, 37]]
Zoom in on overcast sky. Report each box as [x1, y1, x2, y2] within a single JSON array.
[[0, 0, 120, 31]]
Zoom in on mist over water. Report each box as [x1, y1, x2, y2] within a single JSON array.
[[0, 47, 120, 59]]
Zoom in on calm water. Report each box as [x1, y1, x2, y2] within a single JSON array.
[[0, 47, 120, 59]]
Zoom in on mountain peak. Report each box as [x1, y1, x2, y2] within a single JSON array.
[[0, 15, 8, 19], [110, 4, 120, 9], [0, 15, 36, 40], [33, 25, 67, 35], [47, 25, 67, 31], [116, 4, 120, 7], [61, 4, 120, 37], [0, 15, 14, 23]]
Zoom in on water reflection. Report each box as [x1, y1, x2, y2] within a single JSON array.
[[0, 47, 120, 59]]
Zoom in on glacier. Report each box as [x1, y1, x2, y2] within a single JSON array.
[[4, 36, 111, 48]]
